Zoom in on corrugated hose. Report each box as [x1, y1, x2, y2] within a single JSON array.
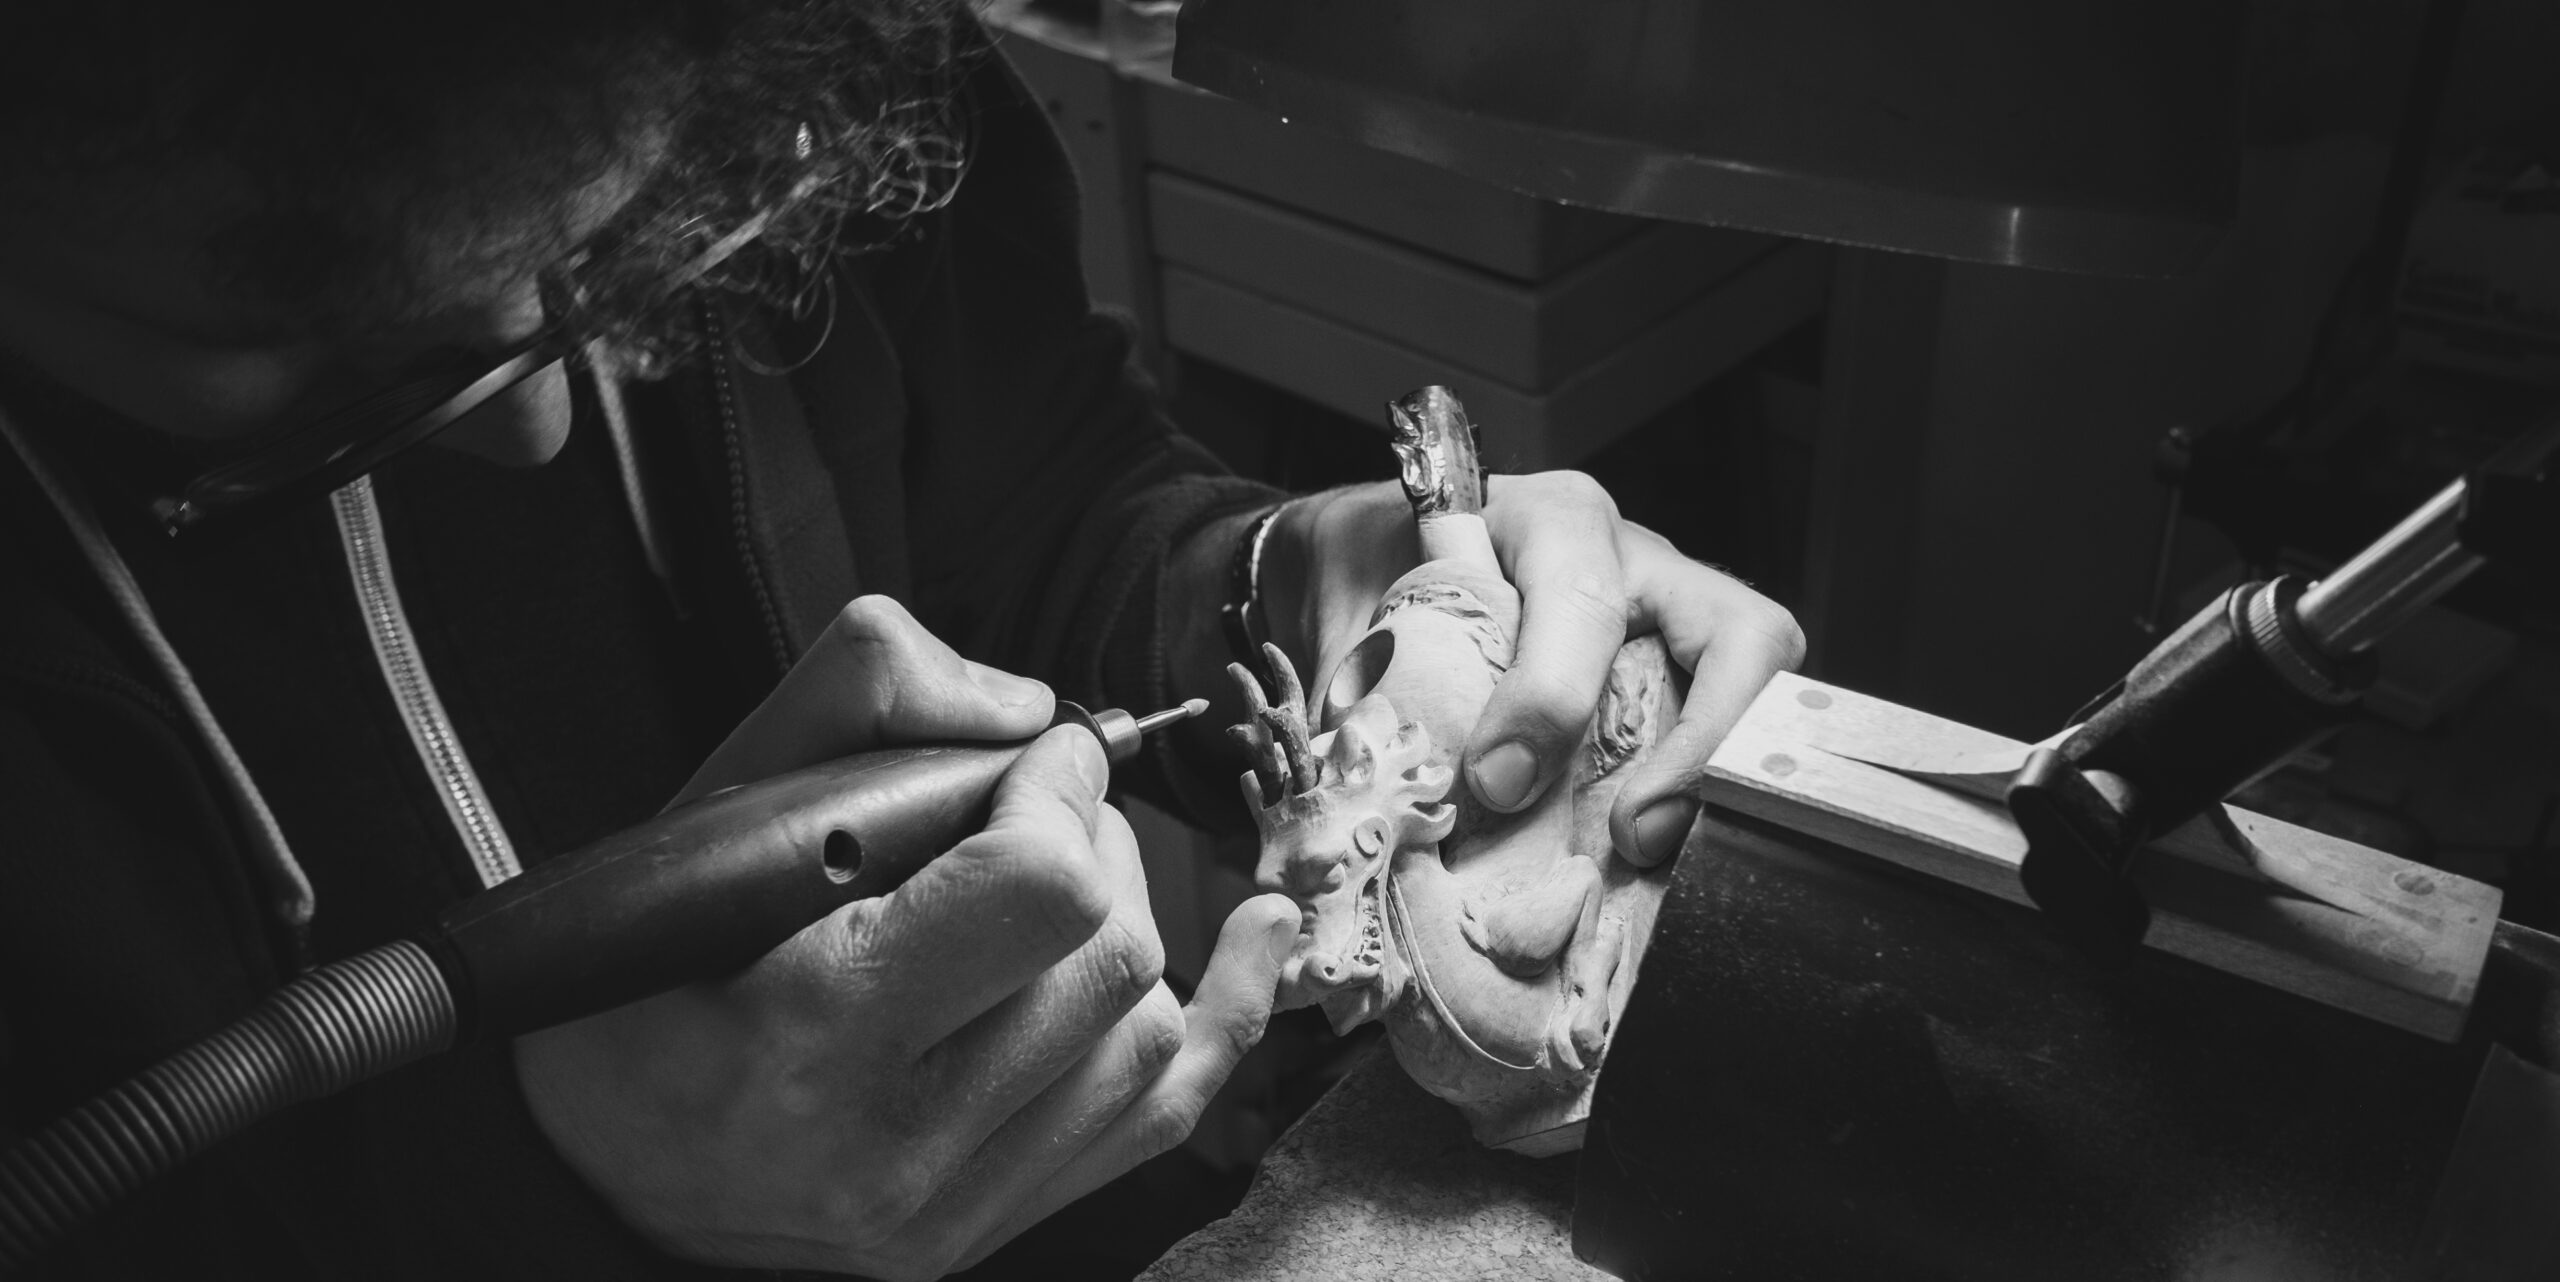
[[0, 941, 456, 1272]]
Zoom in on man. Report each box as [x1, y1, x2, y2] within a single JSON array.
[[0, 2, 1801, 1278]]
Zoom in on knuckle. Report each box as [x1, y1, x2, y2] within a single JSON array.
[[814, 597, 921, 699], [1505, 667, 1598, 740], [831, 593, 915, 638], [1042, 874, 1118, 953], [1556, 570, 1631, 633], [1622, 748, 1709, 811], [1496, 469, 1619, 528], [817, 899, 898, 982], [1743, 599, 1808, 670], [863, 1085, 942, 1157], [1095, 800, 1139, 853], [1132, 985, 1186, 1070], [1129, 1096, 1201, 1159], [1545, 468, 1617, 516], [835, 1166, 937, 1248], [1212, 999, 1268, 1062], [996, 835, 1114, 949], [1101, 916, 1169, 1002], [1623, 519, 1678, 559]]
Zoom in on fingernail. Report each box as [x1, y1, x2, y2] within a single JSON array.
[[1632, 797, 1700, 866], [1266, 908, 1302, 965], [970, 666, 1049, 709], [1471, 741, 1540, 811], [1065, 728, 1110, 797]]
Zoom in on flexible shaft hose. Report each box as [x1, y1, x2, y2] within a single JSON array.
[[0, 941, 456, 1272], [0, 709, 1177, 1271]]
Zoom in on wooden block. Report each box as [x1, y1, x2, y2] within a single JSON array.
[[1136, 69, 1642, 280], [1159, 243, 1828, 469], [1699, 673, 2502, 1041], [1148, 171, 1780, 390]]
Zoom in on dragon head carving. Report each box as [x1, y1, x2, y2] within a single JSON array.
[[1218, 386, 1683, 1153], [1229, 643, 1455, 1026]]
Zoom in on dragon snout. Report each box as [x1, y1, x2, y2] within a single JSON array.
[[1300, 950, 1379, 988], [1278, 876, 1389, 1008], [1284, 948, 1381, 1000]]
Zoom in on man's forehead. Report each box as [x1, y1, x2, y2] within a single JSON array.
[[0, 157, 303, 345], [5, 0, 973, 373], [2, 122, 668, 356]]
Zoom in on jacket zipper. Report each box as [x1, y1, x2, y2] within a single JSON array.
[[700, 302, 794, 676], [331, 476, 522, 889]]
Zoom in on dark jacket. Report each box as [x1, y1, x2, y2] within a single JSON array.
[[0, 45, 1270, 1279]]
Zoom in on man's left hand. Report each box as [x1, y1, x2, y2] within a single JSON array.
[[1265, 470, 1805, 867]]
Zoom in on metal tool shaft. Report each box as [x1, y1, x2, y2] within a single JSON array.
[[2294, 478, 2485, 657]]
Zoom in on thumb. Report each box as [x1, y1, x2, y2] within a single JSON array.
[[675, 595, 1053, 804], [1198, 892, 1303, 1022]]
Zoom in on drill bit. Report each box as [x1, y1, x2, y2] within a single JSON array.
[[1135, 698, 1211, 736]]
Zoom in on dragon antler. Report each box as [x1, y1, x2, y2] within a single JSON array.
[[1227, 643, 1322, 808]]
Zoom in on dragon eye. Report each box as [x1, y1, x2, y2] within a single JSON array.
[[1352, 816, 1392, 859]]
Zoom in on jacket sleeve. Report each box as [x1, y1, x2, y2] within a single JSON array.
[[860, 35, 1279, 826]]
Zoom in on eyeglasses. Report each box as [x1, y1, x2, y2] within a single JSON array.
[[146, 125, 940, 536], [150, 181, 787, 537], [152, 329, 574, 535]]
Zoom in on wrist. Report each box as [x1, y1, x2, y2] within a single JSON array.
[[1164, 502, 1285, 743], [1264, 483, 1420, 680], [1253, 491, 1326, 672], [1219, 502, 1288, 683], [1164, 483, 1408, 734]]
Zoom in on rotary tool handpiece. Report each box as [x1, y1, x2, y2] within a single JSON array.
[[422, 699, 1207, 1042], [0, 699, 1214, 1270]]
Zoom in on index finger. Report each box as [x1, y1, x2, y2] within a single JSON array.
[[1468, 473, 1632, 814], [827, 725, 1116, 1047], [1606, 530, 1805, 865]]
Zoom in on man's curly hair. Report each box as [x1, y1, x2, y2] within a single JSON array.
[[0, 0, 977, 374]]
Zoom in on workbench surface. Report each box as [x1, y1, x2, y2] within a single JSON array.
[[1139, 1047, 1605, 1282]]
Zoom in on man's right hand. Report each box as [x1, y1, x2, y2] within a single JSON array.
[[514, 597, 1298, 1279]]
